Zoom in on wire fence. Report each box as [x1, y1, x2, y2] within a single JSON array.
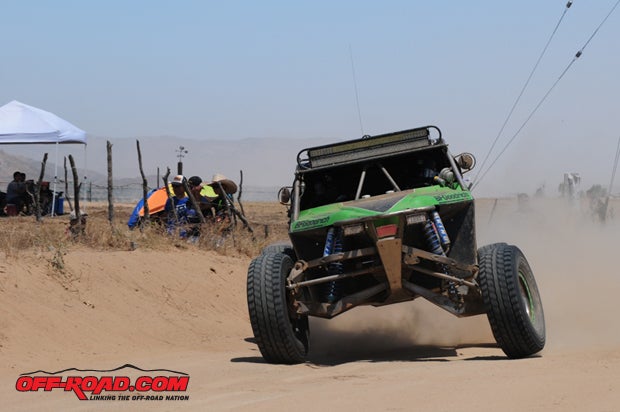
[[0, 180, 281, 203]]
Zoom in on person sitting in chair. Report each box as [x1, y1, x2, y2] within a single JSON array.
[[38, 181, 55, 215], [6, 171, 28, 215]]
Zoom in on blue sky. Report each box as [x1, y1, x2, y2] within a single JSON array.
[[1, 1, 619, 195]]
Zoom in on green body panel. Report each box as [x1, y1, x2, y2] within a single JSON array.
[[291, 185, 473, 232]]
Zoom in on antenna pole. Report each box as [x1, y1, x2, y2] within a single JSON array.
[[349, 44, 364, 136]]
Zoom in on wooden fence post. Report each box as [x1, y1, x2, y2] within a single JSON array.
[[107, 141, 114, 224]]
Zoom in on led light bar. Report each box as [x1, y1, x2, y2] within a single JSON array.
[[307, 128, 431, 168]]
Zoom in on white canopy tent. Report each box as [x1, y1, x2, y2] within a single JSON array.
[[0, 100, 87, 215]]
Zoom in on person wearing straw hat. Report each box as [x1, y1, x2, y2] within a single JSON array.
[[208, 174, 237, 195], [205, 173, 237, 222]]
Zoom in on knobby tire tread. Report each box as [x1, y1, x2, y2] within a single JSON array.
[[261, 243, 296, 261], [479, 243, 545, 358], [247, 252, 306, 364]]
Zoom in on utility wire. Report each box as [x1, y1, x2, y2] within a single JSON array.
[[581, 0, 620, 52], [473, 1, 573, 185], [473, 0, 620, 189], [473, 56, 578, 189]]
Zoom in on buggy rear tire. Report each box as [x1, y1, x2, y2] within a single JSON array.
[[478, 243, 545, 358], [247, 252, 309, 364]]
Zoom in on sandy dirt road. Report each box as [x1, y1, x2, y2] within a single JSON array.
[[1, 198, 619, 411]]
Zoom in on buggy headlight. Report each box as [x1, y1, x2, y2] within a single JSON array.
[[342, 223, 365, 236], [406, 213, 427, 225]]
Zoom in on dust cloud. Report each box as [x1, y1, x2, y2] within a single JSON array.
[[308, 196, 620, 360]]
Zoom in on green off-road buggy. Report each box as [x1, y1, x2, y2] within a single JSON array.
[[247, 126, 545, 364]]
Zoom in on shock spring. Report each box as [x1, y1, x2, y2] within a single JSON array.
[[323, 227, 344, 303]]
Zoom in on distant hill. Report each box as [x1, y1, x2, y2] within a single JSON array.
[[0, 150, 48, 183], [0, 135, 334, 201], [0, 149, 106, 185]]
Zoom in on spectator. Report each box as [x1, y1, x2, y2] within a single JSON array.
[[187, 175, 216, 216], [188, 175, 203, 190], [164, 175, 191, 234], [6, 171, 28, 215], [206, 173, 237, 221], [39, 181, 55, 215]]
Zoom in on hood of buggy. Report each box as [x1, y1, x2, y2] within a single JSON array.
[[291, 185, 473, 232]]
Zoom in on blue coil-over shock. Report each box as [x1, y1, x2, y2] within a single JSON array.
[[423, 219, 444, 256], [431, 210, 450, 252], [323, 227, 344, 303], [424, 211, 458, 299]]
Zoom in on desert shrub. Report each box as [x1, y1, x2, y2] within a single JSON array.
[[0, 202, 288, 258]]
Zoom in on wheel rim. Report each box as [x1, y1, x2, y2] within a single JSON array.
[[287, 292, 309, 351], [518, 271, 535, 321]]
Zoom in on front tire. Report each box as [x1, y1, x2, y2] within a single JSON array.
[[247, 252, 309, 364], [478, 243, 545, 358], [261, 242, 296, 260]]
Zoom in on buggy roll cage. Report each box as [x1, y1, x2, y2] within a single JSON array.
[[288, 126, 468, 221]]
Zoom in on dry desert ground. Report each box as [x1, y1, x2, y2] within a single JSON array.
[[1, 197, 619, 411]]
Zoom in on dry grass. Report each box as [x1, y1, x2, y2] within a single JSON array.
[[4, 196, 613, 260], [0, 201, 290, 259]]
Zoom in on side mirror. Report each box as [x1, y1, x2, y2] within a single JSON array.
[[278, 187, 291, 204], [455, 153, 476, 173]]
